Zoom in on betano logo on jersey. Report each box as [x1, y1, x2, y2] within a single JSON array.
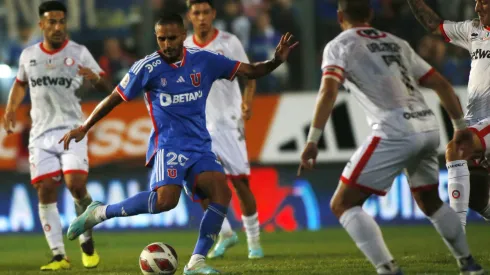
[[159, 90, 203, 107], [30, 77, 73, 88], [471, 49, 490, 60]]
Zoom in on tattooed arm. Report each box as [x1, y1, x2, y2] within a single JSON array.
[[406, 0, 443, 35]]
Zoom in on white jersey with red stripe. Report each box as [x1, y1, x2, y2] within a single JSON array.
[[16, 40, 104, 142], [322, 27, 438, 138], [440, 19, 490, 122], [184, 30, 249, 131]]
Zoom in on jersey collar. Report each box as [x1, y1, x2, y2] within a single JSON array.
[[158, 48, 187, 69], [40, 40, 69, 55], [192, 29, 219, 48]]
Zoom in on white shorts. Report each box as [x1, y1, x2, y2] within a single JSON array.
[[468, 117, 490, 157], [210, 129, 250, 178], [340, 131, 440, 196], [29, 128, 89, 184]]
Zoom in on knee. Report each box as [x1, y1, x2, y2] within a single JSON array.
[[330, 196, 351, 219], [413, 190, 442, 216], [231, 178, 251, 194], [155, 194, 179, 213], [34, 181, 58, 203], [34, 181, 57, 193], [210, 176, 232, 206], [67, 184, 87, 200], [217, 181, 232, 205]]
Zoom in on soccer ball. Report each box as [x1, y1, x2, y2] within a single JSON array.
[[139, 242, 178, 275]]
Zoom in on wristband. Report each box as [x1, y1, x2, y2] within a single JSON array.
[[307, 127, 322, 143], [452, 118, 467, 131]]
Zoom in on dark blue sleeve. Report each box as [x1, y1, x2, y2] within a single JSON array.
[[116, 61, 149, 101], [206, 51, 241, 81]]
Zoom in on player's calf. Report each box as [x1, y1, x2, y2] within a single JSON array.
[[35, 179, 67, 262], [412, 187, 484, 273], [187, 172, 231, 268], [230, 178, 262, 258], [65, 172, 95, 250], [331, 183, 400, 275]]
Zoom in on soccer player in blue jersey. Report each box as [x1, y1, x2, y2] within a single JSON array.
[[60, 13, 297, 274]]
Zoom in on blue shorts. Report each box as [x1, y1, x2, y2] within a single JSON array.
[[149, 149, 224, 201]]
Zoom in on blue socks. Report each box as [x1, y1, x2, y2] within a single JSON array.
[[193, 203, 228, 255], [104, 192, 228, 258], [105, 191, 158, 219]]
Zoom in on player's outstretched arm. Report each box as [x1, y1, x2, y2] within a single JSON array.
[[407, 0, 443, 35], [3, 81, 27, 134], [235, 33, 298, 79], [59, 90, 123, 150], [298, 77, 340, 175]]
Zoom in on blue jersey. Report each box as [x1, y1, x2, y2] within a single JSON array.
[[116, 47, 241, 166]]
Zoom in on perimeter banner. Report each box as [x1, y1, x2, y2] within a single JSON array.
[[0, 165, 484, 233]]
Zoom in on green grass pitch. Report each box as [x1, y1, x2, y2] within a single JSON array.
[[0, 224, 489, 274]]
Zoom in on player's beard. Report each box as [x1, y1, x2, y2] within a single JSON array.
[[163, 46, 183, 61], [49, 33, 66, 49]]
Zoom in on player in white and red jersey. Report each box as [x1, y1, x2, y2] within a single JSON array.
[[2, 1, 110, 271], [184, 0, 264, 259], [407, 0, 490, 234], [299, 0, 484, 274]]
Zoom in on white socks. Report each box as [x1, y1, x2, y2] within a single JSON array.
[[447, 160, 470, 230], [219, 217, 233, 237], [428, 204, 470, 259], [242, 213, 261, 250], [94, 205, 108, 222], [339, 206, 394, 273], [188, 254, 205, 268], [39, 203, 66, 256]]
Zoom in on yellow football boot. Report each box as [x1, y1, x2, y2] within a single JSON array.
[[40, 255, 71, 271], [81, 239, 100, 268]]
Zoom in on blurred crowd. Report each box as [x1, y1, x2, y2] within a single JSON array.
[[0, 0, 478, 102]]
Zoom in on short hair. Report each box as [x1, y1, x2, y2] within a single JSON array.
[[155, 13, 185, 28], [187, 0, 214, 9], [338, 0, 371, 23], [38, 1, 67, 17]]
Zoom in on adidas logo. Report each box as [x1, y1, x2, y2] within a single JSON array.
[[121, 207, 128, 216], [177, 76, 185, 83]]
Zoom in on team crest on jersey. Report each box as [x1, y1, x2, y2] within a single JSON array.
[[483, 31, 490, 41], [30, 59, 37, 66], [64, 57, 75, 66], [167, 168, 177, 178], [190, 73, 201, 87], [356, 29, 387, 39], [45, 59, 56, 69], [161, 78, 167, 87]]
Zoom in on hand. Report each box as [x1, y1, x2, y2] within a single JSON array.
[[453, 128, 474, 160], [274, 32, 299, 63], [59, 126, 87, 150], [242, 102, 252, 121], [78, 65, 100, 83], [297, 142, 318, 176], [3, 110, 16, 134]]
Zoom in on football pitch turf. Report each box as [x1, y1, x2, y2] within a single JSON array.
[[1, 224, 489, 274]]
